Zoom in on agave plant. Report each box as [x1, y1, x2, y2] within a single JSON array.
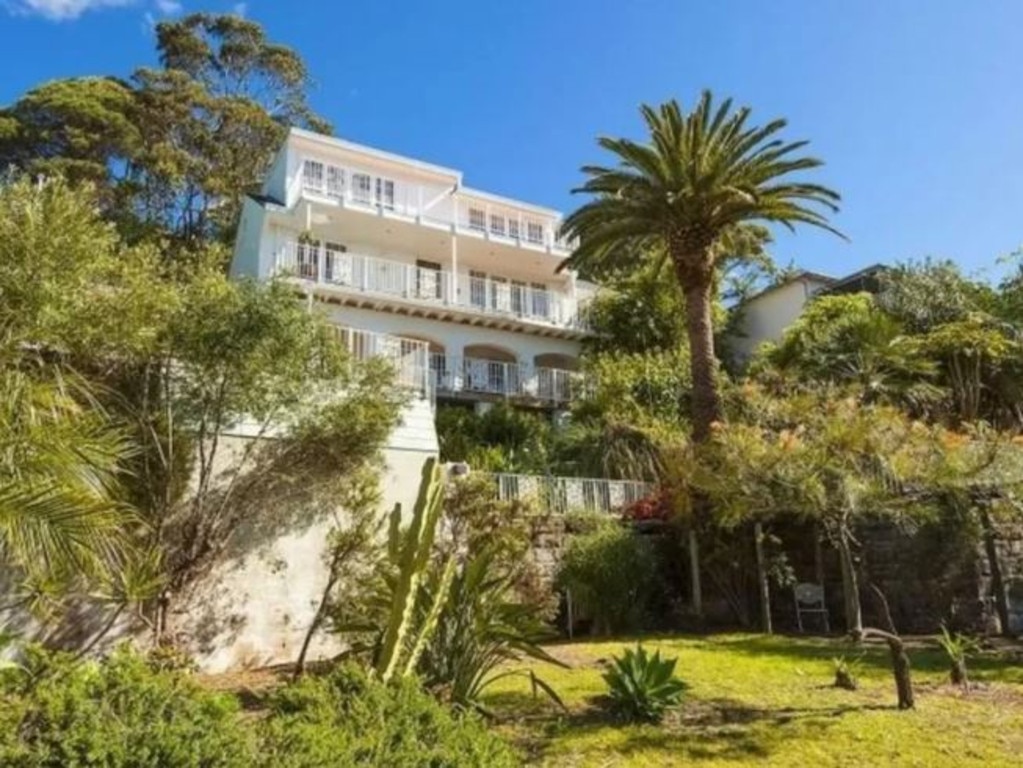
[[602, 645, 686, 723]]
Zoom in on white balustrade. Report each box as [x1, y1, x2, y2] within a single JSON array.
[[492, 473, 652, 515], [328, 326, 430, 396], [428, 353, 574, 405], [298, 157, 573, 254], [276, 241, 589, 331]]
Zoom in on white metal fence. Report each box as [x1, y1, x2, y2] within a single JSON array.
[[492, 473, 652, 515]]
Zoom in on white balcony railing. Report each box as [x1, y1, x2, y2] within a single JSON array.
[[298, 158, 575, 253], [430, 353, 574, 404], [328, 326, 430, 397], [492, 474, 652, 515], [276, 241, 589, 332]]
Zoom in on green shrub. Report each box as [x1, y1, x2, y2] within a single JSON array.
[[0, 646, 254, 767], [258, 663, 519, 767], [602, 645, 686, 723], [557, 523, 659, 634], [436, 402, 551, 473]]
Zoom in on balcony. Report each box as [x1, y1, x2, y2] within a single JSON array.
[[492, 473, 652, 515], [329, 326, 431, 397], [296, 158, 576, 254], [276, 241, 589, 335], [430, 353, 574, 405]]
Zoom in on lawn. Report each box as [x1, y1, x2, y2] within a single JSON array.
[[483, 634, 1023, 767]]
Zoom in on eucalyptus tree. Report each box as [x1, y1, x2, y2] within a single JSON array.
[[560, 91, 843, 444], [0, 13, 327, 248]]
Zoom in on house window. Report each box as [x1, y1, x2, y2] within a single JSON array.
[[490, 276, 510, 312], [415, 259, 442, 300], [430, 352, 448, 389], [469, 270, 487, 309], [531, 282, 550, 318], [489, 214, 506, 236], [468, 207, 486, 232], [352, 173, 372, 204], [324, 242, 348, 284], [303, 160, 324, 193], [508, 218, 520, 239], [326, 166, 345, 198], [376, 177, 395, 210], [511, 280, 527, 315], [526, 220, 544, 244], [296, 240, 319, 280]]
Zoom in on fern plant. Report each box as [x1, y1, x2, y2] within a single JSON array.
[[602, 645, 686, 723]]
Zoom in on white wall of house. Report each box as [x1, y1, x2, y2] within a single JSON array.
[[730, 277, 832, 364]]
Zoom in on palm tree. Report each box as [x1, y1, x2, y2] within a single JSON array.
[[0, 358, 134, 591], [561, 91, 843, 443]]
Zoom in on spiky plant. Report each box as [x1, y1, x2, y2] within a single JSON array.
[[602, 645, 686, 723]]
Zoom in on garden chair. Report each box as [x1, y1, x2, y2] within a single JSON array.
[[794, 582, 830, 633]]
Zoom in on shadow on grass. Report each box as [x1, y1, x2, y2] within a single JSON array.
[[495, 687, 895, 764]]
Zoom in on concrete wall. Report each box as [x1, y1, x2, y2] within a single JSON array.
[[169, 436, 433, 674]]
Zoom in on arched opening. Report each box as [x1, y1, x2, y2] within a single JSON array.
[[534, 353, 578, 404], [398, 333, 447, 390], [463, 344, 516, 363], [533, 353, 579, 372], [462, 344, 519, 395]]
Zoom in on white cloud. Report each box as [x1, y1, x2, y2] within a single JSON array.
[[8, 0, 135, 20], [154, 0, 180, 13], [231, 2, 245, 17]]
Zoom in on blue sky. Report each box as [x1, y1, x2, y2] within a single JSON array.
[[2, 0, 1022, 283]]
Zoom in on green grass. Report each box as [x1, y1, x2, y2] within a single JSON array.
[[483, 634, 1023, 767]]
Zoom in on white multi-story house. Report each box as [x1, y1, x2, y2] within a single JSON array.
[[184, 130, 650, 670], [232, 127, 592, 418]]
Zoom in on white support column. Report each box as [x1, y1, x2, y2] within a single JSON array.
[[450, 236, 458, 306], [304, 201, 312, 232]]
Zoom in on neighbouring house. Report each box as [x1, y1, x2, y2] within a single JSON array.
[[729, 264, 887, 365]]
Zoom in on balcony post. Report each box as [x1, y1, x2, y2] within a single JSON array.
[[316, 243, 324, 284], [450, 236, 458, 306]]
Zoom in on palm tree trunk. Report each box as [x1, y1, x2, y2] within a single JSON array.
[[682, 278, 723, 442], [679, 271, 722, 622]]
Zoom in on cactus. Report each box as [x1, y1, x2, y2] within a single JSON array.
[[403, 552, 457, 676], [375, 457, 449, 683]]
